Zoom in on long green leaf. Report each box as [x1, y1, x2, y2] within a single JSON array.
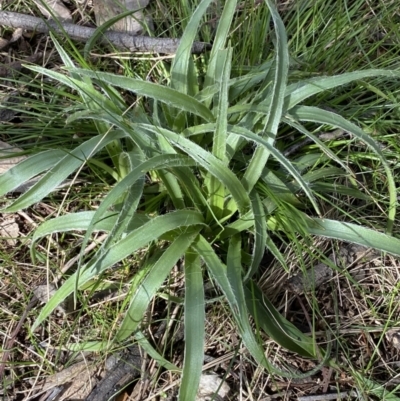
[[78, 154, 196, 272], [0, 150, 65, 196], [171, 167, 207, 211], [305, 218, 400, 256], [155, 135, 186, 210], [260, 170, 302, 214], [285, 69, 400, 111], [30, 212, 150, 243], [179, 250, 205, 401], [135, 331, 180, 372], [31, 211, 116, 239], [244, 191, 267, 281], [83, 8, 146, 59], [282, 117, 351, 174], [245, 281, 317, 357], [51, 34, 91, 83], [116, 232, 199, 341], [73, 176, 145, 302], [30, 211, 117, 263], [352, 370, 400, 401], [193, 235, 317, 377], [195, 60, 272, 105], [71, 69, 215, 122], [230, 125, 321, 215], [28, 66, 122, 116], [208, 48, 231, 220], [203, 0, 237, 104], [218, 210, 254, 240], [265, 236, 288, 271]]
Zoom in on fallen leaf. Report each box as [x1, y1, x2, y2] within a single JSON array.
[[0, 215, 19, 246], [93, 0, 153, 35], [33, 0, 72, 22], [0, 139, 25, 174], [33, 360, 98, 400], [386, 328, 400, 351]]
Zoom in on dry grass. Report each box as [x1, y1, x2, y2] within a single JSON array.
[[2, 212, 400, 399], [257, 237, 400, 400]]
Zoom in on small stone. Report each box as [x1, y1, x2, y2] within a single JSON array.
[[196, 373, 230, 401]]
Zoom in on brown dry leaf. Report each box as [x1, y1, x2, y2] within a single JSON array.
[[33, 0, 73, 22], [0, 37, 9, 50], [93, 0, 153, 34], [386, 328, 400, 351], [0, 215, 19, 246], [0, 140, 26, 174], [57, 367, 98, 400], [10, 28, 24, 43]]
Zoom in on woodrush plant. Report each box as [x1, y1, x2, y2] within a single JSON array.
[[2, 0, 400, 399]]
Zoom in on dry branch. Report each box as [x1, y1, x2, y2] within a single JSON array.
[[0, 11, 211, 54]]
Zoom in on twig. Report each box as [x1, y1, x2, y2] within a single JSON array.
[[85, 346, 142, 401], [297, 391, 357, 401], [0, 11, 211, 54]]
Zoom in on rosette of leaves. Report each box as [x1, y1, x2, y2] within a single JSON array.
[[2, 0, 400, 399]]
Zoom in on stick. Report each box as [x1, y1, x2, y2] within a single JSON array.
[[0, 11, 211, 54]]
